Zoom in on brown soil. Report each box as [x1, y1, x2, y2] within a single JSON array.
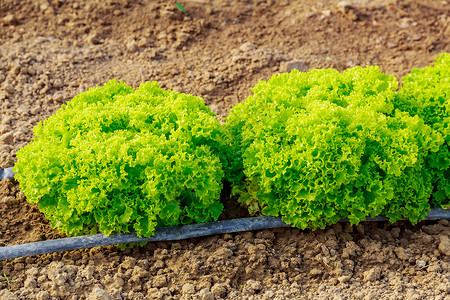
[[0, 0, 449, 298]]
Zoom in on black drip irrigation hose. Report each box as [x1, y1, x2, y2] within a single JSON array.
[[1, 166, 450, 260], [0, 210, 449, 260], [0, 167, 14, 180]]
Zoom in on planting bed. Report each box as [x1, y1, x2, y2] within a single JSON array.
[[1, 0, 450, 299]]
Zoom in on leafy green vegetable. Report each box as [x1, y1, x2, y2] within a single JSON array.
[[14, 80, 227, 237], [395, 53, 450, 208], [225, 66, 443, 229], [13, 56, 450, 238]]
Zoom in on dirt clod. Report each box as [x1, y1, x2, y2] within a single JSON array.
[[90, 287, 112, 300], [198, 288, 214, 300], [0, 133, 13, 145], [363, 267, 381, 282], [438, 235, 450, 256], [210, 283, 227, 298], [2, 14, 17, 26]]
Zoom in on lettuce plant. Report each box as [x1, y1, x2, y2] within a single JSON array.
[[14, 80, 227, 237], [395, 53, 450, 208], [225, 67, 443, 229]]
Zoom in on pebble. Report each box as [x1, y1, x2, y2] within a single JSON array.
[[322, 10, 332, 17], [0, 132, 13, 144], [4, 84, 14, 95], [17, 105, 30, 116], [310, 268, 323, 275], [416, 260, 426, 267], [126, 40, 138, 53], [198, 288, 215, 300], [87, 33, 103, 45], [137, 37, 149, 48], [0, 125, 10, 134], [246, 279, 262, 291], [363, 267, 381, 282], [53, 79, 63, 88], [2, 14, 17, 26], [386, 42, 398, 48], [280, 59, 309, 73], [27, 67, 36, 76], [182, 283, 196, 294], [90, 287, 112, 300], [211, 283, 227, 298], [153, 275, 167, 288], [264, 290, 275, 299], [438, 235, 450, 256], [337, 1, 352, 13], [239, 42, 257, 52], [338, 274, 352, 283], [52, 91, 64, 102], [39, 1, 50, 12], [36, 291, 50, 300]]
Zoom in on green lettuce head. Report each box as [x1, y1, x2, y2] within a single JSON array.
[[226, 66, 443, 229], [15, 80, 227, 237], [396, 53, 450, 208]]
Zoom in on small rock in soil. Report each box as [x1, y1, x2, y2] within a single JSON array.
[[3, 84, 15, 95], [322, 10, 332, 17], [137, 37, 149, 48], [387, 42, 398, 48], [90, 287, 112, 300], [363, 267, 381, 282], [280, 59, 309, 73], [53, 79, 63, 88], [239, 42, 257, 52], [416, 260, 426, 267], [182, 283, 196, 294], [211, 283, 228, 298], [126, 40, 138, 53], [264, 290, 275, 299], [17, 106, 30, 116], [438, 235, 450, 256], [153, 275, 167, 288], [0, 132, 13, 144], [246, 279, 262, 291], [310, 268, 323, 276], [2, 14, 17, 26], [198, 288, 215, 300], [0, 125, 10, 134], [337, 1, 352, 13], [87, 33, 103, 45], [338, 274, 352, 283], [36, 291, 50, 300]]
